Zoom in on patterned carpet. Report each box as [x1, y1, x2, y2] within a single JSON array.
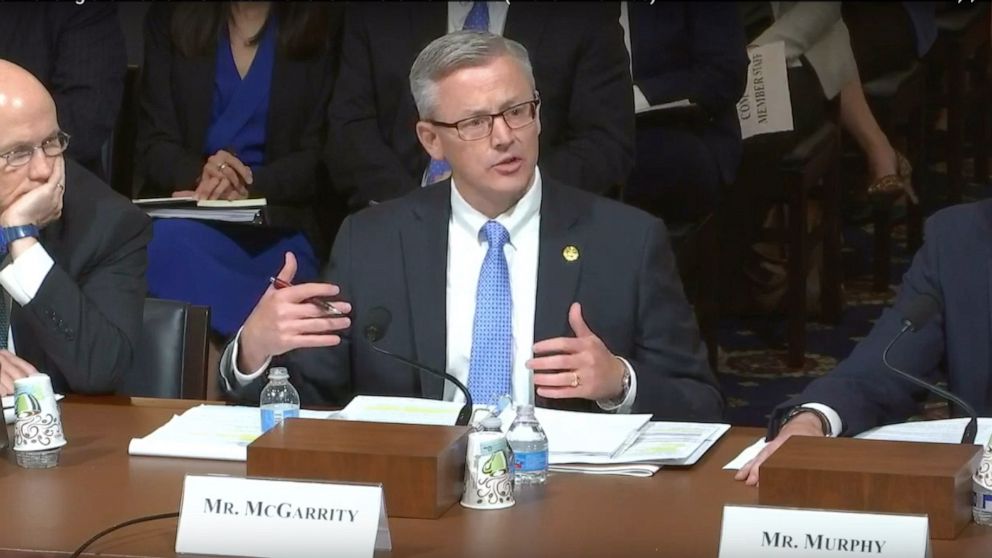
[[716, 156, 992, 427]]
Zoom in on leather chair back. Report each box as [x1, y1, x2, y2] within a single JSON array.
[[118, 298, 210, 399]]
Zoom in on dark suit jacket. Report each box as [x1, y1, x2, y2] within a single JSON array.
[[13, 160, 151, 396], [770, 200, 992, 437], [327, 3, 635, 211], [0, 4, 126, 175], [628, 2, 748, 186], [228, 174, 723, 421], [135, 4, 343, 253]]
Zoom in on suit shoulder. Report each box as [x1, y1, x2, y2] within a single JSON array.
[[65, 162, 150, 232], [556, 181, 663, 235], [925, 199, 992, 244]]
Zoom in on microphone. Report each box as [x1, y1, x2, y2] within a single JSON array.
[[882, 292, 977, 444], [363, 306, 474, 426]]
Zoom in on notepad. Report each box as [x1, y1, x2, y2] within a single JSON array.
[[133, 197, 267, 223]]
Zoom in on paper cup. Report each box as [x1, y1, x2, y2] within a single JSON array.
[[12, 374, 66, 468], [461, 431, 515, 510]]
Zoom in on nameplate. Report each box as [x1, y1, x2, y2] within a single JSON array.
[[175, 474, 391, 558], [718, 505, 930, 558]]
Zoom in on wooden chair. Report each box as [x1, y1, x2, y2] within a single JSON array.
[[864, 61, 928, 291], [761, 120, 844, 369], [928, 5, 991, 203]]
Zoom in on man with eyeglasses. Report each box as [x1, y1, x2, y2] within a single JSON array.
[[0, 60, 150, 396], [220, 31, 722, 420]]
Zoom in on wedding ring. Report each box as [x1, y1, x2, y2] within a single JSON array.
[[217, 163, 228, 171], [571, 373, 580, 388], [56, 182, 64, 190]]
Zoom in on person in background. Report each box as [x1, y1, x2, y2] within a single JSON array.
[[0, 4, 127, 179], [220, 31, 723, 421], [135, 2, 342, 342], [0, 60, 150, 396], [621, 1, 748, 224], [326, 2, 634, 212]]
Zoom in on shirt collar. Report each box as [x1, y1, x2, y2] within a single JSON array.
[[450, 167, 542, 247]]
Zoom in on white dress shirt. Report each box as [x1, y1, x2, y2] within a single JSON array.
[[0, 242, 56, 354]]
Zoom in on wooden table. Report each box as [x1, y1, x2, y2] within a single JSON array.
[[2, 398, 990, 557]]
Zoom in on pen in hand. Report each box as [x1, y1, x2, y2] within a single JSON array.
[[268, 276, 344, 316]]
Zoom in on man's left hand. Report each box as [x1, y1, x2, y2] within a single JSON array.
[[528, 302, 625, 401]]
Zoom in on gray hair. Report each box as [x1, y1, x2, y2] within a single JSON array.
[[409, 30, 535, 119]]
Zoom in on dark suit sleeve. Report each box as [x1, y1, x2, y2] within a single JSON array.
[[223, 216, 355, 406], [325, 6, 418, 210], [769, 216, 948, 438], [21, 209, 151, 394], [628, 219, 724, 421], [539, 15, 635, 195], [250, 42, 338, 204], [49, 5, 127, 165], [634, 4, 749, 117], [135, 4, 205, 192]]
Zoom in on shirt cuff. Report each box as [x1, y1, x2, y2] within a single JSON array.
[[224, 327, 272, 389], [800, 403, 842, 437], [0, 242, 54, 306], [597, 356, 637, 414], [633, 85, 651, 112]]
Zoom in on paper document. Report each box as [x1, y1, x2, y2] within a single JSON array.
[[128, 404, 335, 461], [3, 393, 65, 425], [495, 406, 652, 456], [736, 41, 793, 139], [635, 98, 693, 115], [337, 395, 468, 426], [135, 197, 267, 223], [856, 417, 992, 446], [724, 437, 768, 471], [132, 197, 267, 209]]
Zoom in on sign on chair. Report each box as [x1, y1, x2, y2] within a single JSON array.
[[736, 41, 794, 140], [718, 505, 930, 558], [175, 475, 391, 558]]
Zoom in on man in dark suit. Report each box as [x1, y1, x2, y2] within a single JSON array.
[[0, 60, 151, 396], [737, 200, 992, 485], [326, 2, 634, 212], [0, 4, 126, 178], [624, 1, 748, 224], [222, 31, 721, 420]]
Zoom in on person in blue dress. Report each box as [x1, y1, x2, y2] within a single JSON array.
[[135, 2, 342, 340]]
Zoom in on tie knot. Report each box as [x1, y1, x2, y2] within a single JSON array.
[[482, 220, 509, 250]]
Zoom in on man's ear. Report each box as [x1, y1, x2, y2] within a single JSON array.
[[415, 121, 444, 161]]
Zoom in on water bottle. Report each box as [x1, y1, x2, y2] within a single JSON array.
[[259, 367, 300, 433], [506, 404, 548, 485], [973, 480, 992, 526]]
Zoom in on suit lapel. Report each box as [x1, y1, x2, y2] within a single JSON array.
[[533, 179, 584, 347], [401, 184, 451, 399], [504, 3, 550, 53]]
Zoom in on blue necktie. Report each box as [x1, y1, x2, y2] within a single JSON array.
[[424, 2, 490, 185], [468, 220, 512, 406]]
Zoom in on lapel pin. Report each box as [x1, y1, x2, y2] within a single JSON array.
[[562, 245, 579, 262]]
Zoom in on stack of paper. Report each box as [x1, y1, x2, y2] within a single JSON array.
[[550, 422, 731, 477], [128, 404, 334, 461], [133, 197, 266, 223], [496, 406, 651, 458], [337, 395, 467, 425]]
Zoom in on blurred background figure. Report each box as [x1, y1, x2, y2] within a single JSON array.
[[621, 0, 748, 225], [0, 3, 127, 180], [135, 2, 342, 347]]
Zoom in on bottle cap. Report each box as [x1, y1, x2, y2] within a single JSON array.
[[515, 404, 535, 417], [480, 416, 503, 431], [267, 367, 289, 380]]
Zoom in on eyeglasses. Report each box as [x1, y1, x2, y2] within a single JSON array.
[[0, 131, 71, 168], [428, 97, 541, 141]]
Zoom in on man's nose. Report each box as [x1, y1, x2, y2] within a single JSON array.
[[490, 115, 514, 148], [26, 149, 54, 181]]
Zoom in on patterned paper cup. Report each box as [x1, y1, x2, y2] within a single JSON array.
[[12, 374, 66, 468]]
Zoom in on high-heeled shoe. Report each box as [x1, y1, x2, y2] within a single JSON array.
[[867, 151, 918, 205]]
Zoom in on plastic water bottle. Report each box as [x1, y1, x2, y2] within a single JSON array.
[[259, 367, 300, 432], [506, 404, 548, 485], [974, 480, 992, 526]]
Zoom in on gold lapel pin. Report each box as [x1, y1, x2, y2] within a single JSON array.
[[562, 245, 579, 262]]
